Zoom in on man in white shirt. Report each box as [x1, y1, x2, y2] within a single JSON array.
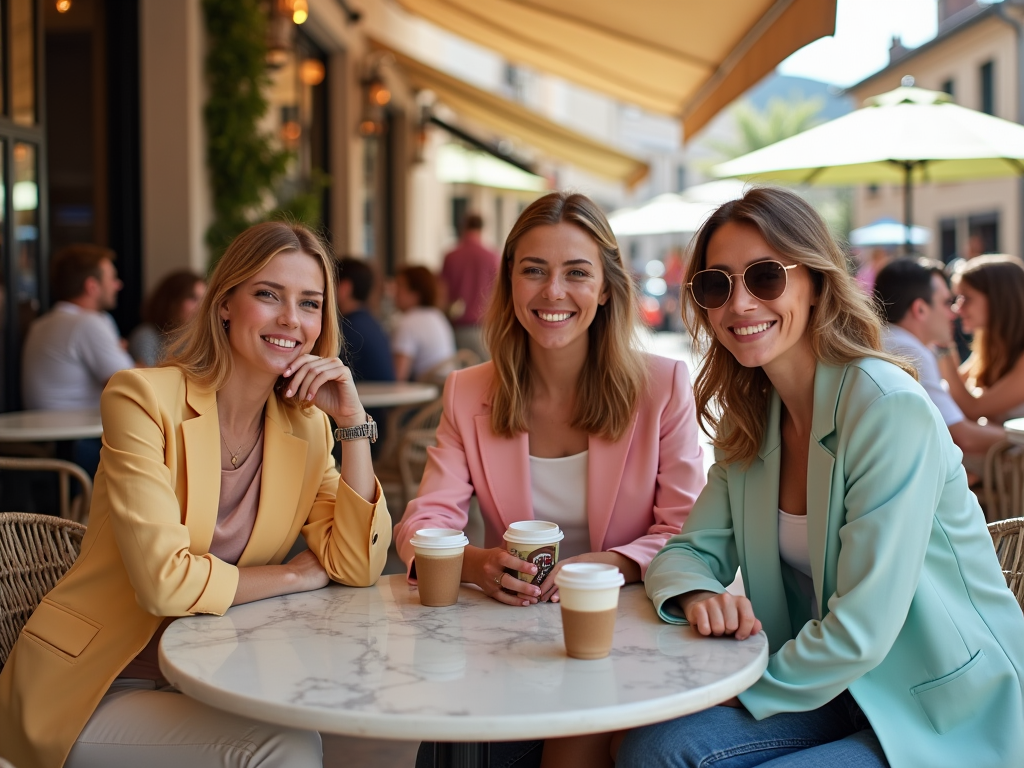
[[875, 258, 1005, 459], [22, 244, 134, 474]]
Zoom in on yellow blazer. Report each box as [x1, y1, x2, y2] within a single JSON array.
[[0, 368, 392, 768]]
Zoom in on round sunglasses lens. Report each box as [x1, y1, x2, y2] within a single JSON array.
[[692, 271, 731, 308], [745, 262, 788, 301]]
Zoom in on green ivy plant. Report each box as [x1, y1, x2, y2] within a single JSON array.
[[202, 0, 290, 264]]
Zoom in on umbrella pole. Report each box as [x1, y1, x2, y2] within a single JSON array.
[[903, 161, 914, 255]]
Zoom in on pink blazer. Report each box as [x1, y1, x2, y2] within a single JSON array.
[[395, 355, 706, 578]]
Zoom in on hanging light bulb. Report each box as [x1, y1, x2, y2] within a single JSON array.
[[292, 0, 308, 24], [56, 0, 72, 12]]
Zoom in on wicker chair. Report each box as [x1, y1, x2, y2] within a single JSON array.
[[0, 456, 93, 523], [416, 348, 482, 387], [376, 398, 445, 513], [988, 517, 1024, 611], [0, 512, 87, 667]]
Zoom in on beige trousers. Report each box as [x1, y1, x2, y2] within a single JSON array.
[[64, 679, 322, 768]]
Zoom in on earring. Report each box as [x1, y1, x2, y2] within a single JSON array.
[[222, 319, 230, 332]]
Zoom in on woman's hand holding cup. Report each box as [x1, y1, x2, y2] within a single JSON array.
[[462, 546, 541, 606]]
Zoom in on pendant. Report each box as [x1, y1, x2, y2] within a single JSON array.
[[231, 455, 239, 466]]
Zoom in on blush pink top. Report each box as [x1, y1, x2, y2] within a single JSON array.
[[118, 432, 264, 680]]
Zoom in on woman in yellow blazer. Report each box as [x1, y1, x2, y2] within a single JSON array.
[[0, 222, 392, 768], [614, 188, 1024, 768]]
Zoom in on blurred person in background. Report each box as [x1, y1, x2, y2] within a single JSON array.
[[875, 258, 1005, 467], [336, 257, 394, 383], [441, 212, 500, 360], [939, 255, 1024, 423], [391, 265, 456, 382], [129, 270, 206, 367], [22, 244, 134, 476]]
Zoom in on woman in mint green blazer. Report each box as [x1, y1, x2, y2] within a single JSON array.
[[617, 188, 1024, 768]]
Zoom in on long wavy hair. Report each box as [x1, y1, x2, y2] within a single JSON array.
[[684, 187, 913, 465], [956, 254, 1024, 388], [483, 191, 647, 440], [164, 221, 340, 409]]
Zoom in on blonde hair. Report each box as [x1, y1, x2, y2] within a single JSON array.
[[483, 191, 647, 441], [955, 254, 1024, 388], [164, 221, 340, 409], [684, 187, 914, 465]]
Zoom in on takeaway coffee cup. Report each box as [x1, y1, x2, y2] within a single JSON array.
[[412, 528, 469, 607], [503, 521, 564, 586], [554, 563, 625, 660]]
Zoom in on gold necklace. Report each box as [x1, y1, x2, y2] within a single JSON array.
[[221, 421, 262, 467]]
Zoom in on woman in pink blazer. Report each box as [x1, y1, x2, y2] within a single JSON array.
[[395, 191, 705, 610]]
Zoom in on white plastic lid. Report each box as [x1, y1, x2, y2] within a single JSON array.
[[554, 563, 625, 590], [410, 528, 469, 549], [503, 520, 564, 545]]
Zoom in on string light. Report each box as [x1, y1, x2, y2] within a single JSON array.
[[292, 0, 308, 24], [56, 0, 72, 12]]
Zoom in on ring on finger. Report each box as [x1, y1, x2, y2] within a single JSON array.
[[493, 574, 502, 585]]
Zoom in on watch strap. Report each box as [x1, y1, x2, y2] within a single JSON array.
[[334, 414, 377, 443]]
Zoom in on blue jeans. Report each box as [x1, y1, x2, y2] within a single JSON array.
[[617, 692, 889, 768]]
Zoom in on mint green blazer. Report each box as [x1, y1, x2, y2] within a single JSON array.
[[646, 358, 1024, 768]]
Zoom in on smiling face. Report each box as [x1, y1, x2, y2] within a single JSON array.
[[510, 222, 609, 356], [704, 221, 817, 373], [219, 250, 325, 381], [954, 280, 989, 335]]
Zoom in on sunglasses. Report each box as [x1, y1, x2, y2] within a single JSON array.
[[687, 260, 799, 310]]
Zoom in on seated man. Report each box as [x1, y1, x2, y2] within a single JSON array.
[[336, 257, 395, 383], [875, 258, 1005, 465], [22, 244, 134, 475], [336, 257, 394, 457]]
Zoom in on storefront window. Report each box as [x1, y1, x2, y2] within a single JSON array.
[[264, 31, 328, 228], [13, 142, 39, 321], [11, 0, 37, 126]]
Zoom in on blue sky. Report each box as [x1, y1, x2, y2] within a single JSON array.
[[777, 0, 967, 87]]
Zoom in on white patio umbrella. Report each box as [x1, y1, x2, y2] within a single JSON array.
[[849, 218, 930, 247], [608, 181, 745, 236], [713, 85, 1024, 247]]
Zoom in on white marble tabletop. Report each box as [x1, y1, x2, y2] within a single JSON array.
[[355, 382, 438, 408], [0, 408, 103, 442], [1005, 418, 1024, 447], [160, 575, 768, 741]]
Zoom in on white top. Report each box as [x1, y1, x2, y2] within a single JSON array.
[[391, 306, 457, 379], [21, 302, 134, 410], [778, 509, 819, 621], [882, 325, 964, 427], [778, 509, 811, 578], [529, 451, 589, 558], [159, 575, 768, 741]]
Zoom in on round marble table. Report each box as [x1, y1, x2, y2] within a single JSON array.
[[160, 575, 768, 766], [1005, 418, 1024, 447], [0, 408, 103, 442], [355, 382, 438, 408]]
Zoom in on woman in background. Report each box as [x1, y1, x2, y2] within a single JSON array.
[[129, 270, 207, 366], [391, 265, 456, 381], [939, 254, 1024, 422]]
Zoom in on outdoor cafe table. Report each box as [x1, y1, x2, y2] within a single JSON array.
[[159, 574, 768, 768], [1005, 418, 1024, 447], [0, 408, 103, 442], [355, 382, 438, 409]]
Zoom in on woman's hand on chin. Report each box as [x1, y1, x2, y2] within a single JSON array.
[[283, 354, 364, 424], [678, 590, 762, 641]]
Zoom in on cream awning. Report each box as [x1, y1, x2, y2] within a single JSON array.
[[390, 49, 650, 185], [394, 0, 836, 138]]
